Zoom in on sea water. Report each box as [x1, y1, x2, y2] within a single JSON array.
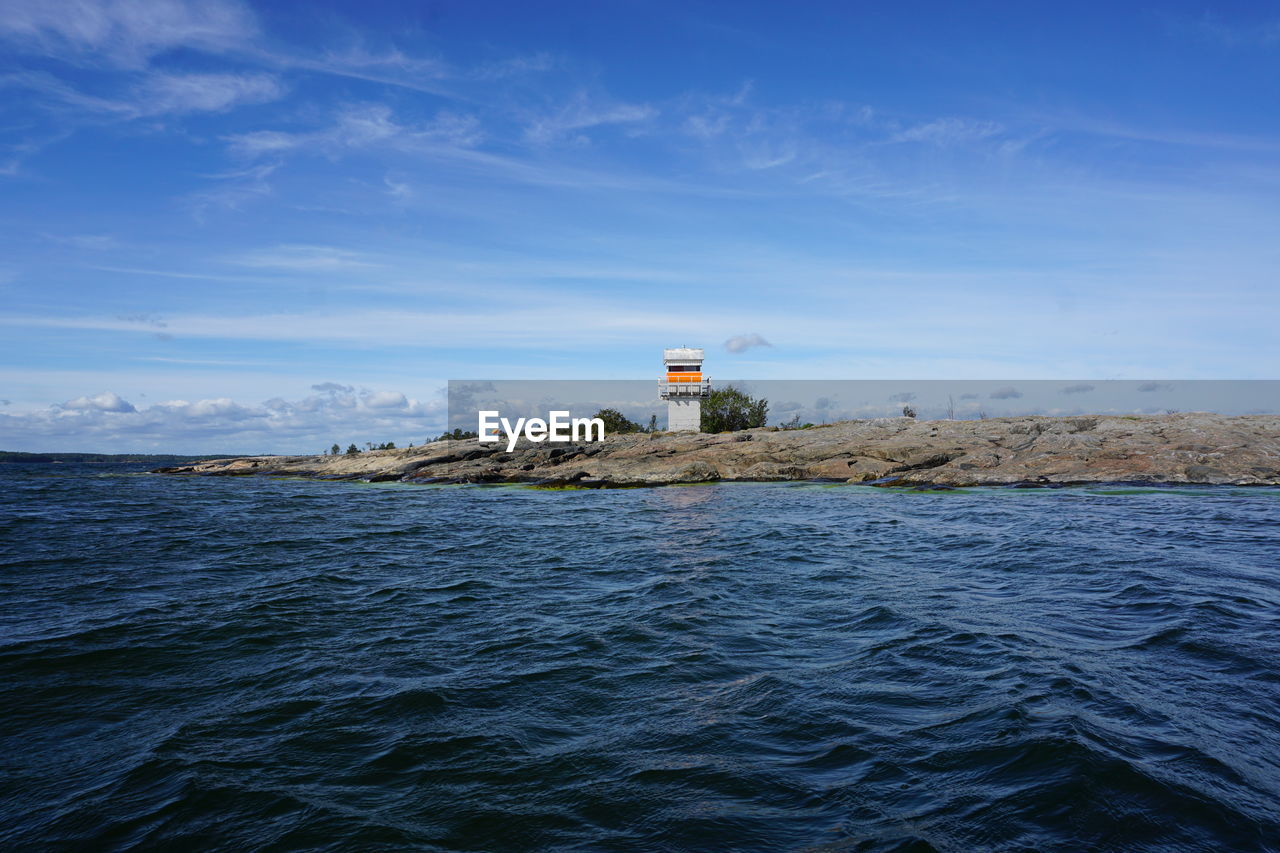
[[2, 463, 1278, 849]]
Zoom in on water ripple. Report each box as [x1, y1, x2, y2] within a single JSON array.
[[1, 467, 1279, 850]]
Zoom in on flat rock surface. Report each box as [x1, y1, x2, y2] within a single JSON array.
[[154, 413, 1280, 487]]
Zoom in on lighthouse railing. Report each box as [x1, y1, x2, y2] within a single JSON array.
[[659, 379, 711, 397]]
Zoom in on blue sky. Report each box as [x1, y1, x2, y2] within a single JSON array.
[[2, 0, 1279, 452]]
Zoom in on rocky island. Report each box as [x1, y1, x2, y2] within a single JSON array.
[[154, 412, 1280, 487]]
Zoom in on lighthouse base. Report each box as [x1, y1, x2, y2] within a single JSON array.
[[667, 399, 702, 432]]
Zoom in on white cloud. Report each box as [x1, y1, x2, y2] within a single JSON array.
[[311, 382, 353, 394], [524, 93, 657, 145], [225, 103, 483, 160], [724, 333, 772, 353], [261, 42, 552, 101], [187, 161, 277, 216], [317, 45, 451, 78], [184, 397, 253, 419], [2, 68, 282, 118], [1, 385, 446, 453], [384, 175, 412, 200], [0, 66, 282, 175], [230, 244, 378, 272], [0, 0, 257, 68], [56, 233, 120, 250], [326, 102, 402, 147], [363, 390, 408, 409], [471, 52, 557, 80], [738, 142, 797, 170], [61, 390, 136, 412], [224, 129, 297, 157], [133, 71, 284, 114], [892, 117, 1004, 146], [0, 70, 132, 114], [684, 112, 731, 140]]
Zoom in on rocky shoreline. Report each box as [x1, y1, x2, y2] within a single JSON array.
[[152, 413, 1280, 488]]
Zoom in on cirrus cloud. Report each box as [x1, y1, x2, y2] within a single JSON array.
[[134, 72, 284, 115], [0, 0, 258, 69]]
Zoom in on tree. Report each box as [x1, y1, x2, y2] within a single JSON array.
[[702, 385, 768, 432], [781, 413, 816, 430], [346, 443, 360, 455], [902, 405, 917, 418], [646, 414, 658, 433], [593, 408, 642, 434], [437, 428, 478, 441], [331, 443, 340, 456]]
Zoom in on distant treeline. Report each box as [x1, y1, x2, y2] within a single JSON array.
[[0, 451, 240, 464]]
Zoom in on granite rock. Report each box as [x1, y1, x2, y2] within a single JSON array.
[[155, 413, 1280, 487]]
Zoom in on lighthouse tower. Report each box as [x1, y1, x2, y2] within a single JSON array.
[[660, 347, 710, 432]]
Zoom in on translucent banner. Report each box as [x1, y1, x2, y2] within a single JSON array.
[[448, 379, 1280, 435]]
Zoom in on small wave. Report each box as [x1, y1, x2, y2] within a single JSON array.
[[3, 468, 1279, 849]]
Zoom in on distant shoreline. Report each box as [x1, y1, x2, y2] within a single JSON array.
[[152, 413, 1280, 488], [1, 452, 239, 465]]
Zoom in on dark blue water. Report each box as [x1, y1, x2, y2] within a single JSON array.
[[2, 464, 1279, 851]]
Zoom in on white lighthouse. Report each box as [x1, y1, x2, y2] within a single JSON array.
[[660, 347, 710, 432]]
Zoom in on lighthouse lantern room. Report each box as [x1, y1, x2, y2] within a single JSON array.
[[660, 347, 710, 432]]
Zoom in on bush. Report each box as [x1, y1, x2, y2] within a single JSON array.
[[345, 444, 360, 455], [702, 385, 768, 432], [437, 428, 478, 441]]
